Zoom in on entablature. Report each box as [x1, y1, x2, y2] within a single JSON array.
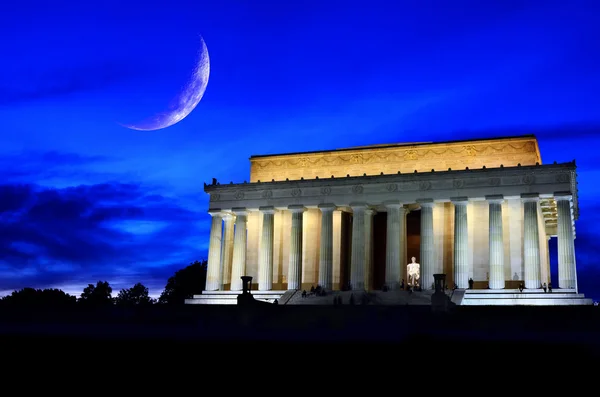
[[205, 162, 577, 228]]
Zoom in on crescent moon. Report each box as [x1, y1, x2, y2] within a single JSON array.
[[122, 36, 210, 131]]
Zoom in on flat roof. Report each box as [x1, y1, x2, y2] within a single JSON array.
[[249, 134, 538, 159]]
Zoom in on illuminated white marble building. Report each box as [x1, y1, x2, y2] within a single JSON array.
[[187, 135, 592, 305]]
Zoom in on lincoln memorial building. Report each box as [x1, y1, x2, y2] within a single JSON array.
[[188, 135, 592, 306]]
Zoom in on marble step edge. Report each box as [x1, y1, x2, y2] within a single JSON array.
[[463, 294, 587, 299]]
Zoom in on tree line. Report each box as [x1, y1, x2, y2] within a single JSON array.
[[0, 260, 207, 308]]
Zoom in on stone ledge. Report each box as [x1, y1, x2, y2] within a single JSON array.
[[462, 298, 593, 306], [465, 288, 576, 294]]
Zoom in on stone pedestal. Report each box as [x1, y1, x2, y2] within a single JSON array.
[[258, 206, 275, 291], [522, 195, 541, 289], [287, 205, 305, 290], [487, 195, 505, 289], [431, 274, 454, 312], [318, 203, 335, 290], [230, 209, 247, 291], [205, 211, 223, 291]]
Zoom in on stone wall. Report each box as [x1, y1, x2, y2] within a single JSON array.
[[249, 136, 542, 183]]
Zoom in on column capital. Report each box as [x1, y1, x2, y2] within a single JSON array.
[[318, 203, 336, 212], [365, 208, 376, 216], [450, 196, 469, 205], [383, 200, 405, 209], [485, 194, 504, 204], [222, 213, 235, 221], [232, 207, 248, 216], [259, 205, 275, 214], [554, 192, 573, 201], [349, 202, 368, 210], [521, 193, 540, 203], [416, 198, 435, 207], [208, 209, 223, 217], [288, 204, 306, 213]]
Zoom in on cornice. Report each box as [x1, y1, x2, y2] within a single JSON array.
[[204, 161, 576, 193], [205, 161, 578, 211]]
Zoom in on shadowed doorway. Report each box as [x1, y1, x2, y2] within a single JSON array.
[[406, 210, 421, 272], [372, 212, 387, 289]]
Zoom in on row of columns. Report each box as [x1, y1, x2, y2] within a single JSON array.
[[205, 193, 577, 292]]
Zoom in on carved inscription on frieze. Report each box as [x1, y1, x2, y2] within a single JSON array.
[[463, 145, 477, 156], [320, 186, 332, 196], [352, 185, 364, 194], [522, 175, 535, 185], [249, 137, 542, 183], [351, 154, 363, 164], [404, 149, 418, 160], [419, 181, 431, 191], [556, 173, 569, 183]]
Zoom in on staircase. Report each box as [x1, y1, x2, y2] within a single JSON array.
[[185, 290, 286, 305], [461, 288, 593, 306]]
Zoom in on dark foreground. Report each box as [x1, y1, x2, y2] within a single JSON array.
[[2, 304, 599, 359]]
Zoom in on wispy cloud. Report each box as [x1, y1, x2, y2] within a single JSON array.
[[0, 60, 147, 106], [0, 150, 208, 296]]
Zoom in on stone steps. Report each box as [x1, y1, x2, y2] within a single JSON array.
[[461, 288, 593, 306], [463, 298, 594, 306], [185, 290, 286, 305]]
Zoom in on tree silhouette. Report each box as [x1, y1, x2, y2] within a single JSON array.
[[158, 260, 207, 304], [79, 281, 113, 306], [115, 282, 154, 306], [0, 288, 77, 307]]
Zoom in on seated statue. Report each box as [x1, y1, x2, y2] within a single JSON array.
[[407, 256, 420, 287]]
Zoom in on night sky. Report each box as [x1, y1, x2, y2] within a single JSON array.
[[1, 0, 599, 300]]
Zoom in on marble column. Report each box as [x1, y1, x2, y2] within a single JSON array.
[[522, 194, 541, 289], [219, 213, 235, 289], [487, 195, 505, 289], [258, 206, 275, 291], [364, 208, 375, 291], [350, 204, 366, 290], [452, 198, 469, 289], [287, 205, 305, 290], [229, 208, 248, 291], [418, 199, 435, 290], [384, 202, 405, 290], [318, 203, 335, 290], [205, 211, 223, 291], [556, 193, 577, 289]]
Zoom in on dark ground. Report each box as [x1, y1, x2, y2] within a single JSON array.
[[2, 304, 599, 359]]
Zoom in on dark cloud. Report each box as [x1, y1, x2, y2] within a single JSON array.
[[0, 178, 206, 294], [0, 150, 117, 182], [0, 60, 145, 106]]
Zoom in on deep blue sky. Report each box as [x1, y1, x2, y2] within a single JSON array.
[[1, 0, 599, 300]]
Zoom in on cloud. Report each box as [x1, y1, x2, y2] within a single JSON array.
[[0, 150, 116, 182], [0, 151, 208, 296], [0, 60, 145, 106]]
